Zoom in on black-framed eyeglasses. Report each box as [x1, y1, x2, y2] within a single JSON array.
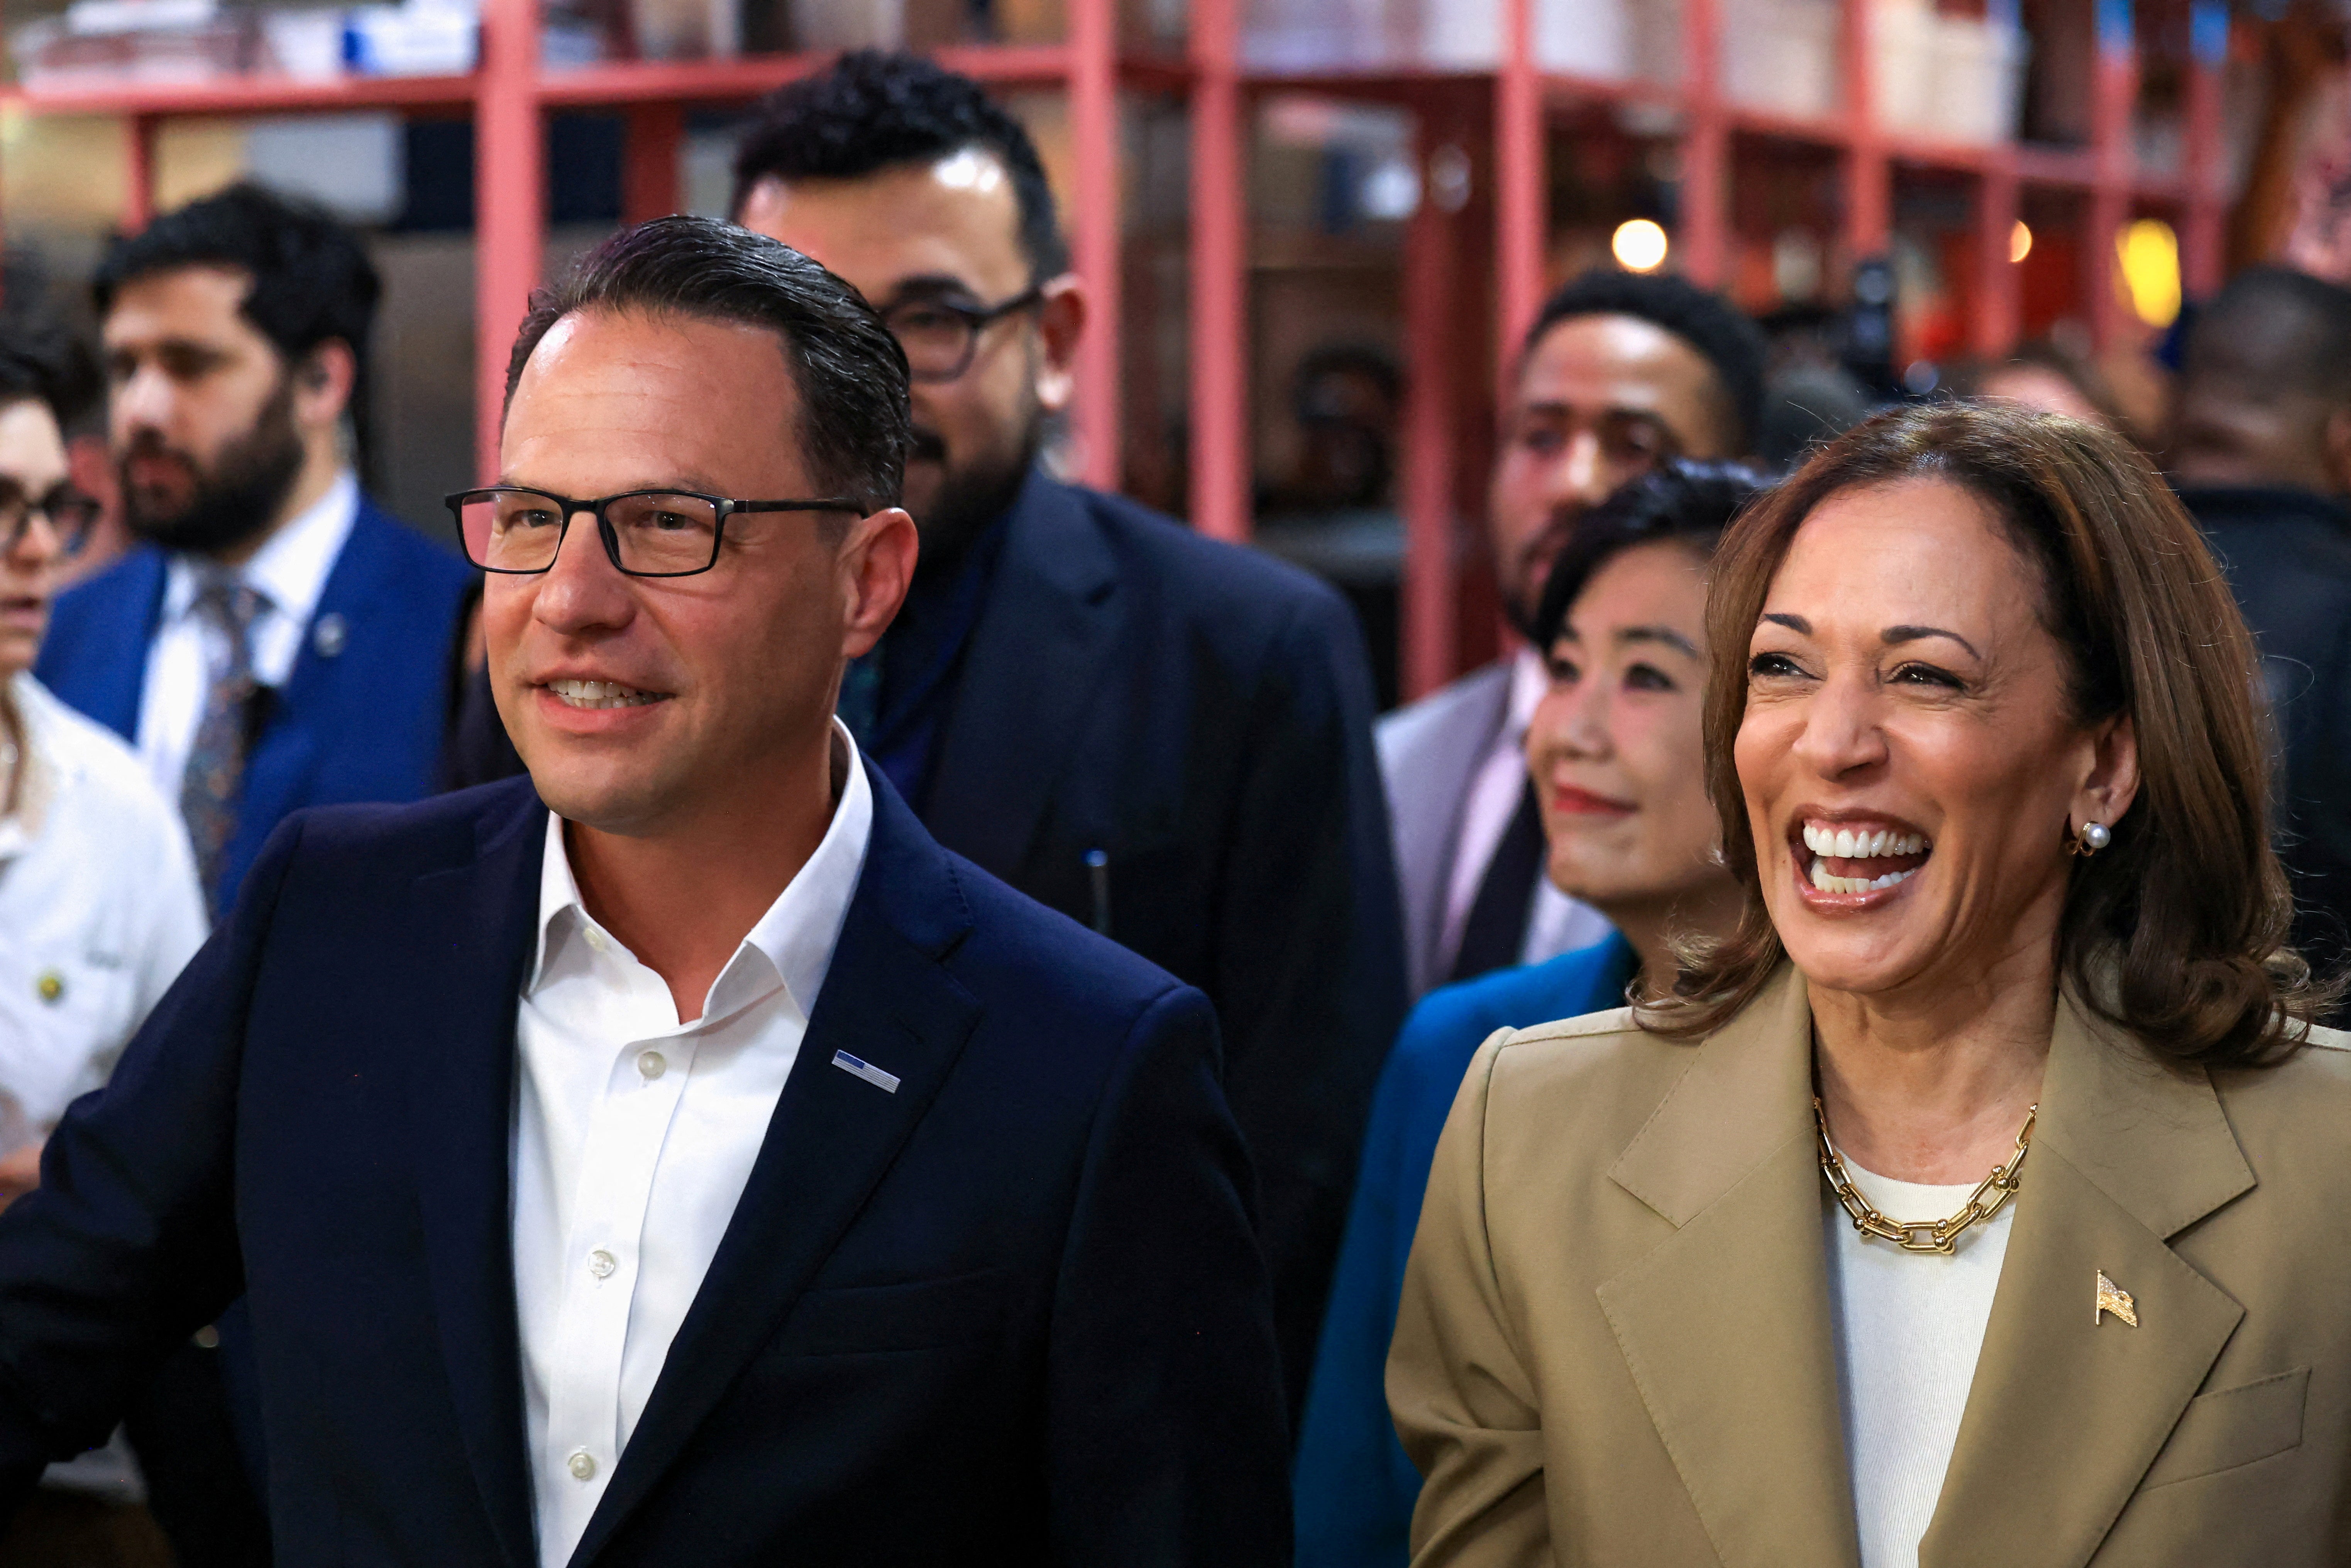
[[0, 481, 103, 560], [878, 284, 1046, 383], [445, 487, 865, 578]]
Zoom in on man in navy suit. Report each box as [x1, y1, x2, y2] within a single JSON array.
[[0, 217, 1290, 1566], [36, 182, 473, 917], [726, 53, 1407, 1420]]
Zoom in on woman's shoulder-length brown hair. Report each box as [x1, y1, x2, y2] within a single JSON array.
[[1644, 399, 2335, 1069]]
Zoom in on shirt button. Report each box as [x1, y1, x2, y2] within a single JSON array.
[[584, 927, 609, 953], [636, 1050, 666, 1081], [566, 1448, 597, 1482], [587, 1249, 616, 1279]]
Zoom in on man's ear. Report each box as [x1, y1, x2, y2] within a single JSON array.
[[1032, 274, 1085, 417], [292, 340, 357, 433], [840, 506, 918, 662]]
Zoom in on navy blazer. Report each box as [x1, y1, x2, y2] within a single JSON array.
[[0, 767, 1290, 1566], [920, 473, 1407, 1421], [34, 499, 474, 911]]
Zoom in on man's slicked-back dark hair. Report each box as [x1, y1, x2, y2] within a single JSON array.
[[93, 181, 381, 385], [504, 216, 911, 514], [730, 49, 1068, 282], [1524, 269, 1769, 456]]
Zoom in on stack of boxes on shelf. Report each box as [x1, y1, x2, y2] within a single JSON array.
[[1242, 0, 1682, 81], [12, 0, 477, 85]]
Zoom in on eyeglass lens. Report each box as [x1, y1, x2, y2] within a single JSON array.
[[883, 302, 986, 382], [459, 491, 723, 575], [0, 486, 101, 557]]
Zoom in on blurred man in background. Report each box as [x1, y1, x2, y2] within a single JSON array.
[[36, 183, 473, 919], [728, 49, 1405, 1421], [1378, 270, 1765, 1000], [2169, 264, 2351, 979], [0, 325, 205, 1568], [33, 180, 475, 1568]]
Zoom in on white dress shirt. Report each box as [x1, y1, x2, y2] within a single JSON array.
[[0, 673, 206, 1156], [1824, 1159, 2015, 1568], [1437, 644, 1613, 975], [511, 724, 873, 1568], [135, 471, 359, 801]]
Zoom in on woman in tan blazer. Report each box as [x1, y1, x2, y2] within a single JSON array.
[[1390, 401, 2351, 1568]]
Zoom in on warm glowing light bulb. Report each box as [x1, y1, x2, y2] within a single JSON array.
[[2115, 218, 2180, 328], [2009, 220, 2032, 264], [1613, 218, 1669, 273]]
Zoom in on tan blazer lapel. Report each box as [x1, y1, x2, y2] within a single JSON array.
[[1598, 969, 1864, 1568], [1921, 992, 2254, 1568]]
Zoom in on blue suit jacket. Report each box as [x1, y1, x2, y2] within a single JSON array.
[[1292, 935, 1637, 1568], [33, 500, 474, 911], [0, 766, 1290, 1566]]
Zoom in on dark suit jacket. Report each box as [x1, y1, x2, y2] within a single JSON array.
[[34, 499, 475, 911], [443, 471, 1407, 1419], [0, 768, 1290, 1566], [921, 473, 1406, 1416], [2180, 486, 2351, 976]]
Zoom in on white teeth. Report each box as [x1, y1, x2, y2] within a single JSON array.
[[549, 678, 664, 710], [1808, 856, 1921, 895], [1801, 822, 1931, 859]]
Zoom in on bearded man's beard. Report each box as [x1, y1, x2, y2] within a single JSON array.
[[119, 379, 306, 557], [907, 391, 1044, 583]]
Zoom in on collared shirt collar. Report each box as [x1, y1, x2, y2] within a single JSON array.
[[0, 672, 58, 863], [159, 469, 360, 629], [525, 720, 874, 1027]]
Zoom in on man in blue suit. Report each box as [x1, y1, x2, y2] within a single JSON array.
[[0, 217, 1290, 1566], [36, 183, 472, 917]]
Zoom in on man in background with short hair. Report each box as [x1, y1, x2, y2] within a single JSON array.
[[726, 49, 1406, 1418], [1379, 270, 1766, 1000], [2169, 264, 2351, 978], [37, 181, 474, 918]]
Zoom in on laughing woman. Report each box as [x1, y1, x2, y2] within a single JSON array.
[[1390, 401, 2351, 1568]]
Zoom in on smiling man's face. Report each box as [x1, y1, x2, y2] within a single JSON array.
[[486, 307, 876, 837]]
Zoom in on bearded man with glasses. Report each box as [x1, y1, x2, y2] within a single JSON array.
[[722, 49, 1407, 1429], [0, 217, 1288, 1567]]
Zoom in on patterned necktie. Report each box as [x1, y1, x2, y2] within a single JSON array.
[[179, 576, 268, 914]]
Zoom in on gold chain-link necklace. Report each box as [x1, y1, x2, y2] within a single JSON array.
[[1814, 1097, 2036, 1256]]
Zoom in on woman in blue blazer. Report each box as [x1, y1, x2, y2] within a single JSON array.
[[1295, 462, 1765, 1565]]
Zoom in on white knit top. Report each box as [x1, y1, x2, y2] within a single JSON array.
[[1821, 1159, 2016, 1568]]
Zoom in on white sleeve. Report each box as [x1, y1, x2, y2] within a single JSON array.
[[131, 804, 210, 1025]]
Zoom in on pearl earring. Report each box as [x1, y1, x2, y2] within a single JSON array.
[[2071, 820, 2111, 857]]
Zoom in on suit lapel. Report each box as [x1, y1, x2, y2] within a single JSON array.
[[38, 547, 165, 742], [1596, 968, 1863, 1568], [921, 471, 1120, 876], [227, 513, 392, 885], [407, 780, 547, 1568], [1920, 994, 2252, 1568], [570, 772, 982, 1566]]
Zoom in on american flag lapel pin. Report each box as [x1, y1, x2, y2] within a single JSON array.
[[831, 1050, 900, 1094]]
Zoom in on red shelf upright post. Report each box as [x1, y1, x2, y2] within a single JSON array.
[[2087, 0, 2136, 348], [623, 100, 686, 225], [1680, 0, 1729, 286], [1495, 0, 1545, 366], [1976, 162, 2021, 355], [124, 113, 157, 232], [1402, 115, 1465, 702], [1069, 0, 1123, 492], [1188, 0, 1249, 541], [1841, 0, 1891, 264], [475, 0, 545, 481], [2180, 0, 2225, 298]]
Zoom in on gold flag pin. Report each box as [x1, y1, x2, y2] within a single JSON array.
[[2096, 1270, 2138, 1328]]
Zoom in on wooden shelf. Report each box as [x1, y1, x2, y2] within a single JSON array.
[[1, 71, 477, 117]]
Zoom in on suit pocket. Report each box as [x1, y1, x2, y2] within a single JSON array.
[[779, 1267, 1010, 1356], [2140, 1367, 2309, 1489]]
